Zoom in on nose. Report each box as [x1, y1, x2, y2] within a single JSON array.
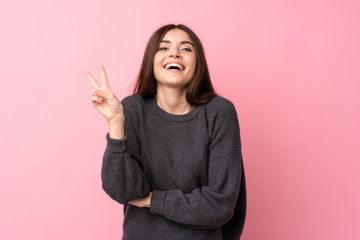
[[169, 48, 181, 58]]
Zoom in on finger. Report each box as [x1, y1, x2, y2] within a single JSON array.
[[92, 101, 99, 107], [92, 88, 108, 98], [129, 199, 138, 205], [85, 71, 100, 89], [91, 89, 98, 96], [91, 95, 102, 103], [99, 65, 110, 88]]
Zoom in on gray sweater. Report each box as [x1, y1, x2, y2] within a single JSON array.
[[102, 94, 246, 240]]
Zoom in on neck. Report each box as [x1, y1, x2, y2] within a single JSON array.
[[156, 85, 193, 115]]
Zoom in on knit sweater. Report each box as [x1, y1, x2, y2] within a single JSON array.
[[102, 94, 246, 240]]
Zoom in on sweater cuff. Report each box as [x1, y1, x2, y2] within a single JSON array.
[[150, 190, 165, 216], [105, 133, 128, 153]]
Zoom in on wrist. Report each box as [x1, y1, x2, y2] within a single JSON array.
[[108, 115, 125, 139], [147, 192, 153, 208], [108, 114, 124, 125]]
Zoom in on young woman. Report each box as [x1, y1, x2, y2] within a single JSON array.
[[86, 24, 246, 240]]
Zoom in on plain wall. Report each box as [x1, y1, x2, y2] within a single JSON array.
[[0, 0, 359, 239]]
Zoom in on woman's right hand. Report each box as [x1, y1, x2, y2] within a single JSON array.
[[85, 65, 125, 139]]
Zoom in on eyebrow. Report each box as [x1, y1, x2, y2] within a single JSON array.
[[160, 40, 194, 46]]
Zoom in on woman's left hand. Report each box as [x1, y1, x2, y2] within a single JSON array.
[[129, 192, 152, 208]]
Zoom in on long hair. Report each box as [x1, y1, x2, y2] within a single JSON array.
[[133, 24, 216, 105]]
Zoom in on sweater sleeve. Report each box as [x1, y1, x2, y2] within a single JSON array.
[[149, 99, 243, 229], [101, 97, 150, 204]]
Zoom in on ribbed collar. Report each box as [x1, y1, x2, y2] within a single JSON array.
[[149, 97, 202, 122]]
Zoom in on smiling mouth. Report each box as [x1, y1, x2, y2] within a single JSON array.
[[163, 63, 185, 71]]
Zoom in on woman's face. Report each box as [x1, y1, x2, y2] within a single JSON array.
[[153, 29, 196, 90]]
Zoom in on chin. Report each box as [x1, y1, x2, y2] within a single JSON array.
[[163, 78, 191, 87]]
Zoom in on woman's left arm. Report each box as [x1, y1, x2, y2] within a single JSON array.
[[150, 154, 242, 229]]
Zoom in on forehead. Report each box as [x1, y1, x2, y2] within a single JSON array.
[[161, 29, 192, 43]]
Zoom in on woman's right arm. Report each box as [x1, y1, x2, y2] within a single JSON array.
[[85, 65, 150, 204], [102, 132, 150, 204]]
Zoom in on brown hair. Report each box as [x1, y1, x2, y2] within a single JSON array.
[[133, 24, 217, 105]]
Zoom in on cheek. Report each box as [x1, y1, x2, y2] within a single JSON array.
[[153, 56, 159, 67], [153, 56, 162, 73], [189, 58, 196, 74], [154, 52, 160, 62], [190, 55, 196, 69]]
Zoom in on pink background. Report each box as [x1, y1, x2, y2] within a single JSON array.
[[1, 0, 359, 239]]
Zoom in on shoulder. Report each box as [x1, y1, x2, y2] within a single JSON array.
[[121, 94, 149, 121], [121, 94, 145, 107], [121, 94, 153, 111], [205, 96, 241, 150], [205, 96, 238, 118]]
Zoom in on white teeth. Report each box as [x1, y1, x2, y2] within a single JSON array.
[[164, 63, 184, 70]]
